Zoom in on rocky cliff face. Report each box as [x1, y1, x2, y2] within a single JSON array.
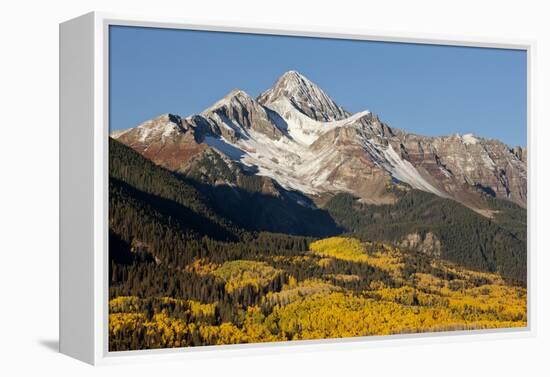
[[406, 134, 527, 207], [399, 232, 442, 258], [112, 70, 527, 212], [512, 146, 527, 163], [201, 89, 285, 142]]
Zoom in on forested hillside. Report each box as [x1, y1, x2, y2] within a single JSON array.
[[324, 191, 527, 285]]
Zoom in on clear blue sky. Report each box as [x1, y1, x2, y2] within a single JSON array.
[[109, 26, 527, 147]]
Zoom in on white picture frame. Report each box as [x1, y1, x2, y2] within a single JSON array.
[[59, 11, 536, 365]]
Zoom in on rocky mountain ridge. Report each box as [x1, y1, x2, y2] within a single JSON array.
[[112, 70, 527, 213]]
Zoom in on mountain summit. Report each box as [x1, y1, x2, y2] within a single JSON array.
[[258, 70, 349, 122]]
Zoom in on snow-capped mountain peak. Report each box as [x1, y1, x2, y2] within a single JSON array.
[[203, 89, 255, 113], [201, 88, 285, 142], [258, 70, 349, 122], [112, 70, 527, 211]]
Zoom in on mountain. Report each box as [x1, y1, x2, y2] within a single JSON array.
[[110, 70, 527, 285], [113, 70, 526, 213]]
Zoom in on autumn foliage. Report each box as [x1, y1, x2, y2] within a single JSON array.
[[110, 236, 526, 350]]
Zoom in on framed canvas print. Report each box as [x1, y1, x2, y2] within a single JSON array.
[[59, 12, 534, 365]]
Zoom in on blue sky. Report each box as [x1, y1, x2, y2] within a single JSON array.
[[109, 26, 527, 147]]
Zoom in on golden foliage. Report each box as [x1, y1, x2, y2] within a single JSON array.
[[270, 255, 313, 264], [365, 286, 447, 307], [109, 296, 141, 313], [110, 237, 527, 350], [316, 257, 333, 268], [212, 260, 283, 293], [325, 274, 361, 282], [184, 258, 220, 276], [264, 278, 342, 306], [309, 237, 404, 276], [270, 292, 524, 340], [110, 296, 216, 322]]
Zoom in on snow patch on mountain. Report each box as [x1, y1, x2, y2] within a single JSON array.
[[138, 122, 176, 142], [462, 133, 478, 145], [204, 136, 246, 160], [265, 97, 370, 145], [382, 145, 445, 196]]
